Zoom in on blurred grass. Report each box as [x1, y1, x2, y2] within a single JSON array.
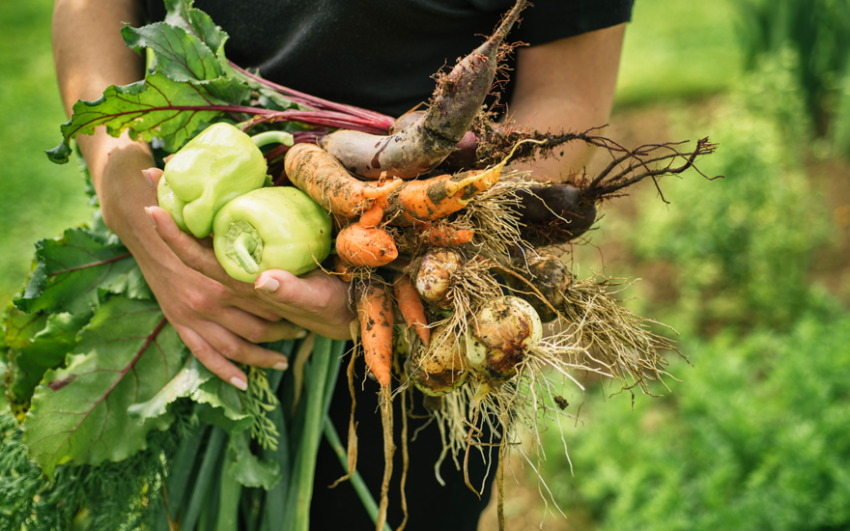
[[0, 0, 92, 304], [615, 0, 743, 107]]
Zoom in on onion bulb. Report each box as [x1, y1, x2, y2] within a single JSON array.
[[465, 296, 543, 385], [409, 326, 468, 396], [415, 249, 461, 308]]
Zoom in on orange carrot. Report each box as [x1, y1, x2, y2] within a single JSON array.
[[336, 222, 398, 268], [356, 284, 396, 531], [357, 284, 394, 388], [375, 163, 503, 226], [333, 256, 354, 282], [358, 204, 385, 228], [283, 144, 402, 218], [420, 224, 474, 247], [393, 275, 430, 347]]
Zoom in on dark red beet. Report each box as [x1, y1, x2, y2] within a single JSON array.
[[514, 184, 598, 244]]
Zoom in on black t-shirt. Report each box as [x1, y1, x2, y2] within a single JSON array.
[[145, 0, 634, 117]]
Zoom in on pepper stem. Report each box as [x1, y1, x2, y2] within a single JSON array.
[[251, 130, 294, 149], [226, 221, 264, 275], [233, 233, 260, 274]]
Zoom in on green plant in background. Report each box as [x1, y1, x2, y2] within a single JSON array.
[[627, 66, 833, 334], [546, 298, 850, 531], [0, 0, 93, 304], [538, 26, 848, 530], [734, 0, 850, 152]]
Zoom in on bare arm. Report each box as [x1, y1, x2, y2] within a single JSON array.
[[507, 24, 626, 182], [51, 0, 318, 389]]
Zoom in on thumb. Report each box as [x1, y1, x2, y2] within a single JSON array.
[[142, 167, 165, 191], [255, 268, 352, 319]]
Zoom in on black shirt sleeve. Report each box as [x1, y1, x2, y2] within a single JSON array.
[[512, 0, 635, 45]]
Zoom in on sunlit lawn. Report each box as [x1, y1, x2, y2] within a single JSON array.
[[0, 0, 92, 303]]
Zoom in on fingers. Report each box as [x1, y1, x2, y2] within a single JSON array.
[[221, 306, 308, 343], [146, 205, 228, 275], [254, 269, 356, 340], [175, 322, 291, 391], [142, 167, 164, 189], [146, 205, 267, 303]]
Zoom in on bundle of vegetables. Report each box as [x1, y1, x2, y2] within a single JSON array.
[[0, 0, 721, 530]]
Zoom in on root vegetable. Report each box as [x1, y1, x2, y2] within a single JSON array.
[[409, 326, 468, 396], [333, 256, 354, 282], [419, 224, 474, 247], [357, 284, 394, 388], [415, 250, 462, 307], [358, 205, 385, 228], [320, 0, 527, 180], [376, 161, 503, 227], [513, 184, 598, 244], [465, 296, 543, 385], [335, 222, 398, 268], [283, 143, 402, 218], [507, 253, 572, 322], [393, 275, 431, 347], [356, 284, 396, 531]]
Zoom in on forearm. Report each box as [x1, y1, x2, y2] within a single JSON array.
[[507, 24, 626, 182], [52, 0, 164, 260]]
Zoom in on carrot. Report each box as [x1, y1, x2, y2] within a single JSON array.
[[375, 164, 502, 226], [358, 204, 385, 228], [356, 283, 394, 388], [393, 275, 430, 347], [356, 284, 395, 531], [320, 0, 528, 180], [283, 143, 402, 218], [333, 255, 354, 282], [336, 222, 398, 268], [419, 224, 474, 247]]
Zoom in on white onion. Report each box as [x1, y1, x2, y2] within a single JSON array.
[[409, 326, 468, 396], [464, 296, 543, 384]]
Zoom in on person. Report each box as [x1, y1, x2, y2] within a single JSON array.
[[52, 1, 632, 528]]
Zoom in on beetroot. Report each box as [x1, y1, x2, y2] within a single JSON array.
[[320, 0, 528, 180]]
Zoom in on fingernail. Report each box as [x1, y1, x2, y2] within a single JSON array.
[[273, 361, 289, 371], [256, 277, 280, 293], [144, 206, 157, 228], [142, 169, 154, 188], [230, 376, 248, 391], [296, 329, 308, 339]]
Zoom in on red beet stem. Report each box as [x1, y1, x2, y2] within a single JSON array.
[[229, 61, 395, 131]]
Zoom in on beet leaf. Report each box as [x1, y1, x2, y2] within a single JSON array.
[[163, 0, 229, 64], [15, 227, 149, 316], [3, 309, 89, 414], [227, 430, 282, 490], [46, 72, 250, 164], [22, 296, 185, 480], [122, 22, 225, 84], [129, 356, 252, 437]]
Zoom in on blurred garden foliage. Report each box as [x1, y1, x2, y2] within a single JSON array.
[[735, 0, 850, 155], [541, 1, 850, 529]]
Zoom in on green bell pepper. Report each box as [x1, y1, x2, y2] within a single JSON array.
[[157, 123, 293, 238], [212, 187, 332, 282]]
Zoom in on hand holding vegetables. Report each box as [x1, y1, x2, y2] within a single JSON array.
[[212, 187, 332, 282], [145, 198, 356, 343]]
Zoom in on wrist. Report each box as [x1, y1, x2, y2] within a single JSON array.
[[78, 130, 178, 272]]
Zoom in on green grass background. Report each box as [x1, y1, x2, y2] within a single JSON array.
[[0, 0, 92, 303]]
